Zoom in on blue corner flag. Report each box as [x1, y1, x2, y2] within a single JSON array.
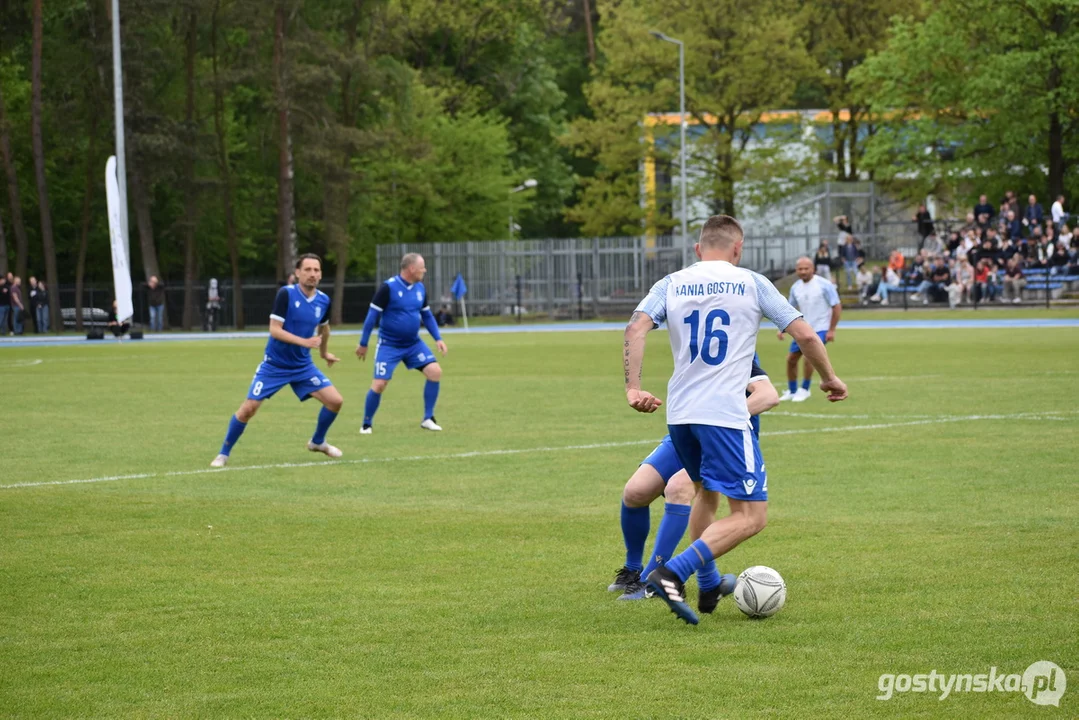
[[451, 274, 468, 300]]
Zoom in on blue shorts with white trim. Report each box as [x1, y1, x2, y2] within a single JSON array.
[[373, 339, 436, 380], [640, 435, 683, 484], [667, 424, 767, 501], [247, 360, 331, 402]]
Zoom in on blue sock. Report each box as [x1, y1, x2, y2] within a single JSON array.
[[665, 539, 714, 583], [697, 560, 721, 592], [423, 380, 439, 420], [801, 377, 812, 390], [364, 390, 381, 426], [788, 379, 797, 394], [311, 407, 338, 445], [620, 502, 650, 572], [641, 503, 691, 579], [219, 415, 247, 456]]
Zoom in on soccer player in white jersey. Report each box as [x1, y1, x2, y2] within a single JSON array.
[[624, 215, 847, 624], [778, 256, 841, 402]]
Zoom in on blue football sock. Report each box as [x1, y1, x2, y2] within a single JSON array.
[[219, 415, 247, 456], [665, 539, 714, 583], [423, 380, 439, 420], [641, 502, 691, 579], [801, 377, 812, 390], [788, 379, 797, 394], [697, 560, 721, 592], [620, 502, 650, 572], [311, 407, 338, 445], [363, 390, 381, 426]]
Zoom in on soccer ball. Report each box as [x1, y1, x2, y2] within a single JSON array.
[[732, 566, 786, 618]]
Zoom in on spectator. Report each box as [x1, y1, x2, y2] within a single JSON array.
[[1023, 194, 1044, 230], [205, 278, 221, 331], [855, 263, 874, 304], [1060, 223, 1072, 247], [946, 231, 962, 257], [974, 194, 994, 221], [839, 234, 860, 289], [0, 274, 9, 335], [1051, 195, 1067, 225], [27, 277, 39, 332], [434, 304, 455, 326], [913, 257, 950, 304], [973, 258, 999, 302], [146, 275, 165, 332], [914, 204, 935, 246], [888, 249, 906, 273], [870, 265, 902, 305], [1005, 190, 1020, 217], [1049, 243, 1070, 276], [834, 214, 853, 244], [108, 300, 131, 342], [1002, 257, 1026, 303], [1005, 210, 1022, 240], [951, 257, 975, 307], [814, 240, 833, 281], [30, 277, 48, 333], [922, 233, 945, 256], [10, 275, 24, 335]]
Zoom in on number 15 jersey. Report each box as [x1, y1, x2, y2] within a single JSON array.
[[635, 261, 802, 429]]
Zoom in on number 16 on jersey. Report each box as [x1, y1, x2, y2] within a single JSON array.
[[684, 309, 730, 365]]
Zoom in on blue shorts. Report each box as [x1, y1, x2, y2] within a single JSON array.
[[667, 424, 767, 501], [247, 360, 331, 402], [374, 340, 436, 380], [790, 330, 829, 354], [641, 435, 684, 484]]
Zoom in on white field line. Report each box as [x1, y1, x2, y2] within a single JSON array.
[[4, 410, 1076, 491]]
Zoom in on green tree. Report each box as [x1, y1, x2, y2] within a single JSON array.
[[853, 0, 1079, 205], [567, 0, 813, 236]]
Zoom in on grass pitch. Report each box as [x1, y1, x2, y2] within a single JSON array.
[[1, 324, 1077, 718]]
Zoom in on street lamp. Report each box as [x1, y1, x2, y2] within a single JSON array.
[[649, 30, 689, 268], [509, 178, 538, 240]]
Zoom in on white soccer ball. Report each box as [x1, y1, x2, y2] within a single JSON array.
[[733, 565, 786, 618]]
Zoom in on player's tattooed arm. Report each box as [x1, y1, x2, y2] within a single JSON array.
[[624, 311, 662, 413]]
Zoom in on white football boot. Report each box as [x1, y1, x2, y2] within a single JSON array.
[[420, 417, 442, 431], [210, 454, 229, 468], [307, 441, 343, 458]]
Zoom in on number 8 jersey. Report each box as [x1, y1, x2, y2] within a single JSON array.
[[635, 261, 802, 429]]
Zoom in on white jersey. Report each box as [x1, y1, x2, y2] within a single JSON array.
[[635, 261, 802, 429], [787, 275, 840, 333]]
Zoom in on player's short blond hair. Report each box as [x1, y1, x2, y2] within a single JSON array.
[[400, 253, 423, 271], [698, 215, 744, 250]]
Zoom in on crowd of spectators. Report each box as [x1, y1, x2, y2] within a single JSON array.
[[833, 192, 1079, 306], [0, 272, 50, 335]]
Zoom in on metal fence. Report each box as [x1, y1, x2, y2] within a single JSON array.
[[47, 280, 377, 331]]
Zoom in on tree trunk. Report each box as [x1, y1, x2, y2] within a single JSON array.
[[211, 0, 243, 328], [1046, 11, 1066, 199], [0, 83, 29, 285], [181, 4, 198, 331], [582, 0, 596, 64], [0, 206, 7, 276], [847, 108, 861, 181], [274, 3, 296, 281], [75, 113, 99, 332], [324, 178, 349, 325], [128, 164, 161, 282], [31, 0, 60, 332]]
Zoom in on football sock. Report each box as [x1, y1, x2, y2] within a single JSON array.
[[666, 539, 714, 583], [788, 380, 797, 394], [220, 415, 247, 456], [311, 407, 338, 445], [423, 380, 440, 420], [697, 560, 721, 592], [801, 378, 812, 390], [641, 503, 691, 579], [620, 502, 650, 572], [364, 390, 381, 426]]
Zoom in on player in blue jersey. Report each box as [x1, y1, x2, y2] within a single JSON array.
[[356, 253, 447, 433], [610, 356, 778, 613], [210, 254, 344, 467]]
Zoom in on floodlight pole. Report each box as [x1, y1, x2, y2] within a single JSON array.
[[651, 31, 688, 267], [509, 179, 538, 240], [111, 0, 129, 265]]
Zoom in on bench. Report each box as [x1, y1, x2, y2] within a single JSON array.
[[61, 307, 111, 329]]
